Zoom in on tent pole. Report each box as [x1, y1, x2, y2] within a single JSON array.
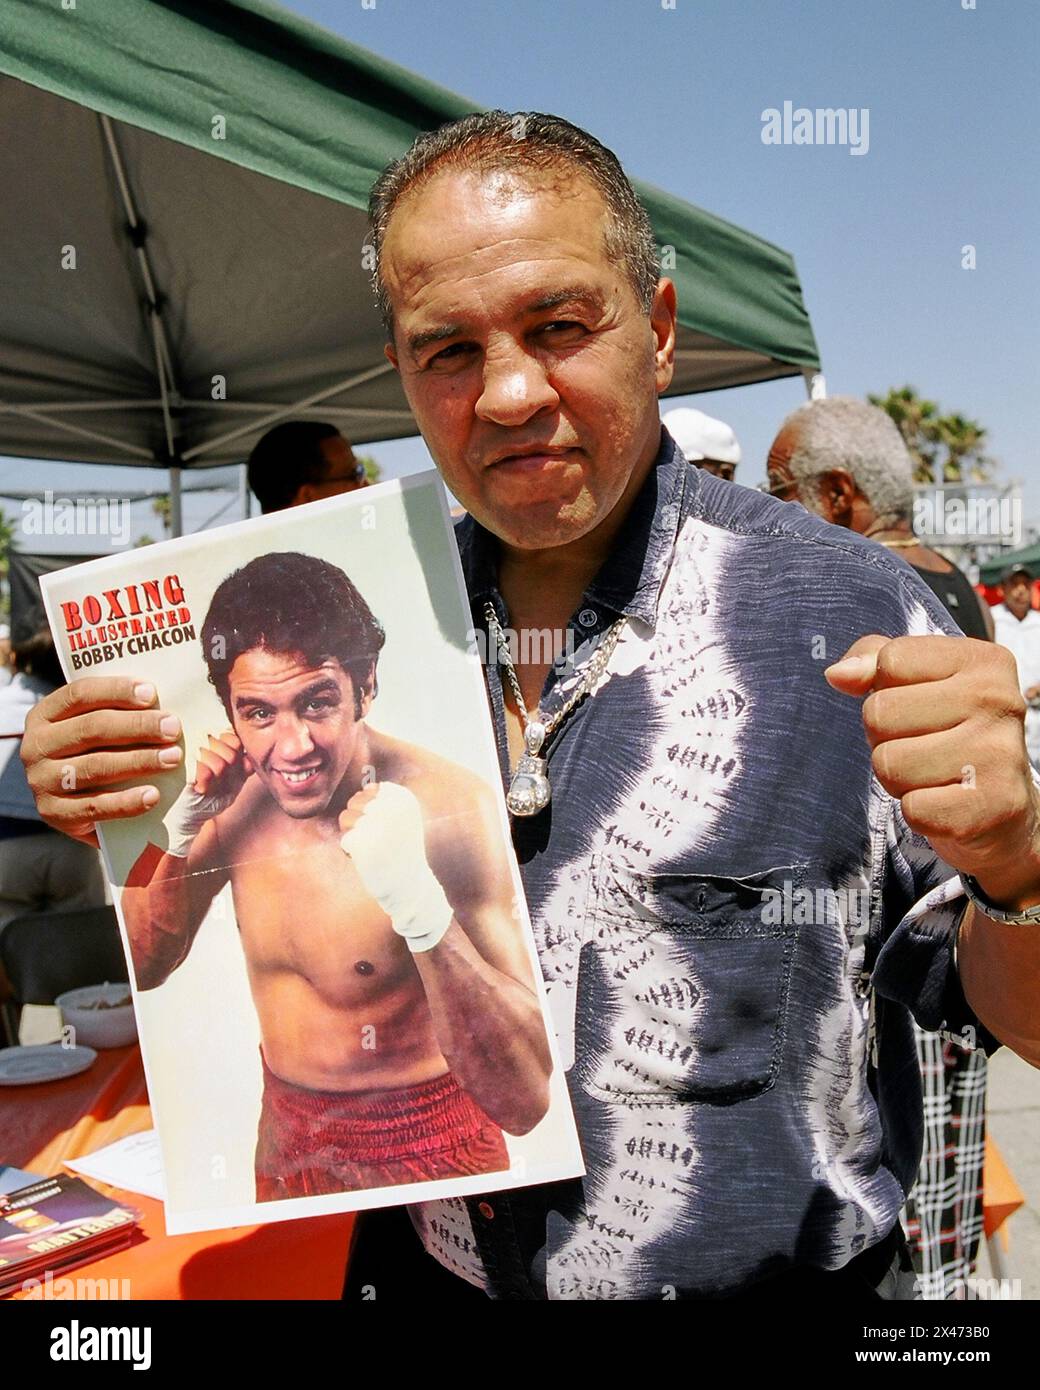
[[0, 398, 163, 415], [803, 369, 827, 400], [181, 399, 415, 423], [181, 362, 397, 462], [169, 466, 183, 539], [0, 404, 153, 458], [239, 464, 251, 520], [100, 115, 187, 487]]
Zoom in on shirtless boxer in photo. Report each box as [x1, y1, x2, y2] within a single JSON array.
[[119, 550, 552, 1201]]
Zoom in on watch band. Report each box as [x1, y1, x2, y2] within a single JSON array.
[[961, 873, 1040, 926]]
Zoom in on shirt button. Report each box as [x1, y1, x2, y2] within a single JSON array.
[[477, 1201, 495, 1220]]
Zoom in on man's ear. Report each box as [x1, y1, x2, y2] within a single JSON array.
[[819, 469, 857, 526], [293, 482, 316, 506], [384, 340, 399, 372], [651, 278, 678, 395], [356, 664, 377, 719]]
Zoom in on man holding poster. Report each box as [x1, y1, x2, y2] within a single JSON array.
[[121, 550, 551, 1201], [22, 110, 1040, 1299]]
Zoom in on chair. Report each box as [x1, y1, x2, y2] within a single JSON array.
[[0, 906, 129, 1012]]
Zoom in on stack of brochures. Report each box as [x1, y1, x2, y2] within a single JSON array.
[[0, 1174, 140, 1296]]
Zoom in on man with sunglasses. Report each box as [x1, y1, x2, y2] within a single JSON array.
[[247, 420, 369, 514]]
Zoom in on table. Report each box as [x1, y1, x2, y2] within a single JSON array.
[[0, 1044, 354, 1299]]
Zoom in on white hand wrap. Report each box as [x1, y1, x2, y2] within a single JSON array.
[[340, 782, 454, 953], [162, 781, 237, 859]]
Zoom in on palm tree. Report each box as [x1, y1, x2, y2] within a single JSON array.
[[936, 413, 991, 483], [356, 453, 381, 484], [0, 506, 13, 624], [0, 506, 14, 577], [868, 386, 941, 483], [151, 495, 172, 536]]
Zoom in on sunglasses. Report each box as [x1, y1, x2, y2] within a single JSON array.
[[323, 462, 367, 485], [760, 479, 799, 500]]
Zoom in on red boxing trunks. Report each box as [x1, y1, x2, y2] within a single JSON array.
[[254, 1048, 510, 1201]]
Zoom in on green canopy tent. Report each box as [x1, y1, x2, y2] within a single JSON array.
[[979, 542, 1040, 586], [0, 0, 821, 534]]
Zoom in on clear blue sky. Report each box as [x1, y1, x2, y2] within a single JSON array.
[[4, 0, 1036, 550]]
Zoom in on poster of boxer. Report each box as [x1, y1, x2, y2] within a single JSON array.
[[39, 473, 584, 1235]]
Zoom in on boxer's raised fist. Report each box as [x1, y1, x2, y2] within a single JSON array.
[[339, 781, 454, 953], [163, 731, 251, 858]]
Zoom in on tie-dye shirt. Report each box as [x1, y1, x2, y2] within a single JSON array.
[[410, 428, 995, 1300]]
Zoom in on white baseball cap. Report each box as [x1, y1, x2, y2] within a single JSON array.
[[662, 407, 742, 466]]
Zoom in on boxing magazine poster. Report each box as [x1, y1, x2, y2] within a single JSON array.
[[38, 473, 585, 1234]]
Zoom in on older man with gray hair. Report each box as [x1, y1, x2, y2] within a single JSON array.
[[766, 393, 991, 1300], [767, 397, 991, 640]]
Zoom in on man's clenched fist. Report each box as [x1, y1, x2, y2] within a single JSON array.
[[162, 731, 252, 858], [826, 634, 1040, 913]]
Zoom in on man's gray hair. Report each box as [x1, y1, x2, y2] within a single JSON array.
[[781, 396, 914, 526], [367, 110, 660, 340]]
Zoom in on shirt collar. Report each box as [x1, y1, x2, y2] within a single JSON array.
[[455, 427, 689, 630], [996, 603, 1040, 625]]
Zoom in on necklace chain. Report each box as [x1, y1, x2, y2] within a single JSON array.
[[871, 533, 920, 549], [483, 602, 627, 741]]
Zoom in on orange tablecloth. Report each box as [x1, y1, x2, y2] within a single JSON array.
[[1, 1044, 354, 1299]]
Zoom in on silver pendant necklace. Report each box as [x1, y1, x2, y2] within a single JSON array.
[[484, 602, 627, 817]]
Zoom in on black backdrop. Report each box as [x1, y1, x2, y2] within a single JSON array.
[[7, 551, 100, 644]]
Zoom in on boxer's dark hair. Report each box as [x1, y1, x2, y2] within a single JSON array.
[[201, 552, 386, 720]]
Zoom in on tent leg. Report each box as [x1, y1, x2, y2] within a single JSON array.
[[169, 466, 183, 538], [803, 369, 827, 400], [240, 464, 251, 520]]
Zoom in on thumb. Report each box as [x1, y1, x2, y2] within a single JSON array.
[[823, 634, 890, 696]]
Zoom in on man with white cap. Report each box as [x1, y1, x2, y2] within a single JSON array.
[[662, 406, 742, 481]]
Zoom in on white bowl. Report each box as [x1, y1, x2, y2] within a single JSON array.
[[55, 983, 137, 1049]]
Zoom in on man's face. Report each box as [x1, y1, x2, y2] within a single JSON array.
[[226, 649, 369, 817], [1005, 576, 1032, 620], [765, 424, 808, 505], [699, 459, 737, 482], [293, 435, 366, 507], [381, 166, 676, 550]]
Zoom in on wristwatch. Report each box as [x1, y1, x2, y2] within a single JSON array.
[[961, 873, 1040, 926]]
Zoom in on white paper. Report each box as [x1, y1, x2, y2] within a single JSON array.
[[64, 1130, 166, 1202], [18, 1004, 64, 1046]]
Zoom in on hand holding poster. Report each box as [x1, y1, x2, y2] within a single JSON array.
[[39, 474, 584, 1234]]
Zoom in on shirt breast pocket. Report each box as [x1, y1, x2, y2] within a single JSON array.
[[575, 860, 804, 1105]]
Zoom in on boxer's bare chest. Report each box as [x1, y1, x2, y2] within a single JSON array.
[[223, 816, 419, 1010]]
